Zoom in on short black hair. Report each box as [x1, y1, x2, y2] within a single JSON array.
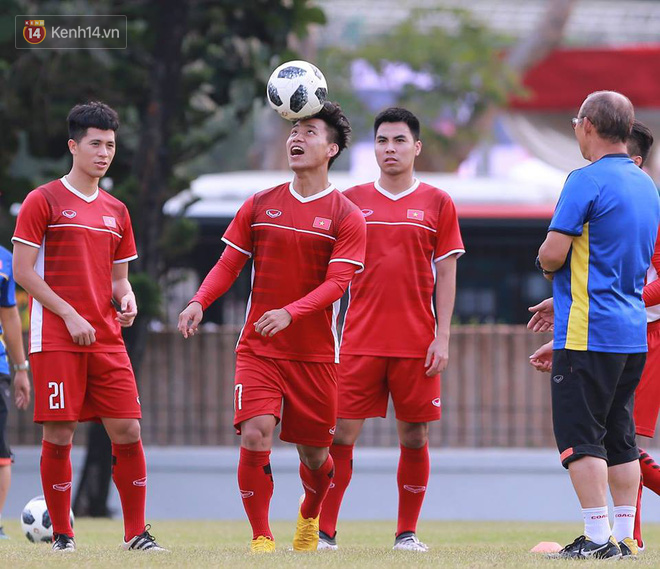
[[309, 101, 351, 168], [67, 101, 119, 142], [374, 107, 420, 141], [579, 91, 633, 144], [627, 120, 654, 166]]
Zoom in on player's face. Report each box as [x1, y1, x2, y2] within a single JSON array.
[[69, 128, 116, 179], [374, 122, 421, 176], [287, 119, 338, 171]]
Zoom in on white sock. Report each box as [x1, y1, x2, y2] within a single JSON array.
[[582, 506, 611, 544], [612, 506, 636, 542]]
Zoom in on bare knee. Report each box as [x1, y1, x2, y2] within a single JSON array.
[[241, 417, 275, 451], [103, 418, 141, 444], [333, 418, 364, 446], [298, 445, 329, 470], [398, 422, 429, 449], [43, 421, 77, 445]]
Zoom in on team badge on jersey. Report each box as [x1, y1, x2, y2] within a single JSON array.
[[266, 209, 282, 218], [62, 210, 77, 219], [103, 216, 117, 228], [313, 217, 332, 230], [407, 209, 424, 221], [361, 209, 374, 217]]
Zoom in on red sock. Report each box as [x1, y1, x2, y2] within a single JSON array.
[[640, 448, 660, 495], [112, 441, 147, 541], [41, 440, 73, 537], [397, 443, 430, 536], [300, 455, 334, 519], [319, 444, 353, 536], [238, 447, 274, 539], [634, 473, 644, 547]]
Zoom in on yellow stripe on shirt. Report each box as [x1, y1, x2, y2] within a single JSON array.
[[565, 223, 590, 350]]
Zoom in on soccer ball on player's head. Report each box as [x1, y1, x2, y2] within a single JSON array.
[[266, 60, 328, 121], [21, 496, 74, 543]]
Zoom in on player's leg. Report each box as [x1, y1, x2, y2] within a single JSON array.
[[318, 418, 364, 546], [605, 352, 645, 557], [319, 355, 388, 547], [233, 353, 283, 552], [31, 351, 87, 550], [388, 358, 440, 551], [0, 373, 12, 537], [85, 352, 164, 551]]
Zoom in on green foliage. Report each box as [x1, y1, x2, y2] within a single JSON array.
[[128, 271, 162, 320], [320, 8, 523, 171]]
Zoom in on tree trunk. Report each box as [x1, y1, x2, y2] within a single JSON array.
[[74, 0, 189, 518]]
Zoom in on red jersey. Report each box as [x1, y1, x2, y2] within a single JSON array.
[[340, 180, 464, 358], [12, 177, 137, 354], [223, 182, 366, 363], [646, 229, 660, 323]]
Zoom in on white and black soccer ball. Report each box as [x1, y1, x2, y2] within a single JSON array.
[[266, 60, 328, 121], [21, 496, 74, 543]]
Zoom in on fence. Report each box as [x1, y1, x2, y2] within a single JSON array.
[[8, 325, 559, 448]]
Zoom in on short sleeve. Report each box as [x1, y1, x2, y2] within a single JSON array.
[[12, 190, 51, 249], [549, 170, 600, 236], [0, 253, 16, 308], [329, 207, 367, 271], [114, 206, 138, 264], [222, 195, 254, 257], [434, 195, 465, 262]]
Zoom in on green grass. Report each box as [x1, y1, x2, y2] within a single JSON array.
[[0, 519, 659, 568]]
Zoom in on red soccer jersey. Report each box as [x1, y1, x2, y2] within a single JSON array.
[[340, 180, 464, 358], [12, 177, 137, 354], [223, 182, 366, 363]]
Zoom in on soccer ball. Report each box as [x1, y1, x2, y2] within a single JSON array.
[[21, 496, 74, 543], [266, 60, 328, 121]]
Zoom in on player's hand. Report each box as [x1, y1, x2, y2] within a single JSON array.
[[527, 297, 554, 333], [529, 340, 554, 373], [178, 302, 203, 339], [425, 336, 449, 376], [13, 370, 31, 410], [63, 311, 96, 346], [254, 309, 292, 337], [116, 293, 138, 327]]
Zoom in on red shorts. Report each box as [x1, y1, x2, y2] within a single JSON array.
[[338, 355, 441, 423], [30, 351, 141, 423], [233, 352, 337, 447], [634, 321, 660, 437]]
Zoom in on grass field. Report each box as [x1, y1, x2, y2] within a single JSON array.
[[1, 519, 659, 568]]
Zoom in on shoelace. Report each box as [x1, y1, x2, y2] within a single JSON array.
[[561, 535, 586, 553]]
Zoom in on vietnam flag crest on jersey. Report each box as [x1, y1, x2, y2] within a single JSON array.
[[407, 209, 424, 221], [313, 217, 332, 230]]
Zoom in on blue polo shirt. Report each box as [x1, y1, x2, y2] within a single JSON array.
[[550, 154, 660, 353], [0, 246, 16, 375]]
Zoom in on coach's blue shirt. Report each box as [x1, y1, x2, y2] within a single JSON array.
[[550, 154, 660, 353], [0, 246, 16, 375]]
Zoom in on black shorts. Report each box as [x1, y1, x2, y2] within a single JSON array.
[[0, 374, 13, 464], [551, 350, 645, 469]]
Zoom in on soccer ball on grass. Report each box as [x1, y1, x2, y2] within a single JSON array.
[[266, 60, 328, 121], [21, 496, 74, 543]]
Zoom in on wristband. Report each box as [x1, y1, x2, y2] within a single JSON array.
[[535, 256, 554, 275], [12, 360, 29, 372]]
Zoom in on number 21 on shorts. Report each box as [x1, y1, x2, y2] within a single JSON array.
[[48, 381, 65, 410]]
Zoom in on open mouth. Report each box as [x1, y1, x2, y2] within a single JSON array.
[[290, 146, 305, 156]]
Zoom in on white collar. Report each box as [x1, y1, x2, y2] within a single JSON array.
[[374, 178, 420, 201], [61, 176, 99, 203], [289, 181, 336, 203]]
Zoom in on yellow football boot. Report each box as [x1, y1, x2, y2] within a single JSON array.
[[251, 535, 275, 553]]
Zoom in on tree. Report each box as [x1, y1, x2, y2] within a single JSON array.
[[0, 0, 325, 515]]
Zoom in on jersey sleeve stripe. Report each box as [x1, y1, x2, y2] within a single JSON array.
[[329, 258, 365, 273], [113, 254, 139, 264], [434, 249, 466, 262], [222, 237, 252, 258], [11, 236, 41, 249]]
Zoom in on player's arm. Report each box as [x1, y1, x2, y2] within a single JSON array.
[[0, 304, 31, 409], [538, 231, 573, 278], [13, 242, 96, 346], [111, 261, 137, 328], [643, 231, 660, 307], [178, 244, 249, 338], [254, 261, 359, 337], [425, 255, 457, 376]]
